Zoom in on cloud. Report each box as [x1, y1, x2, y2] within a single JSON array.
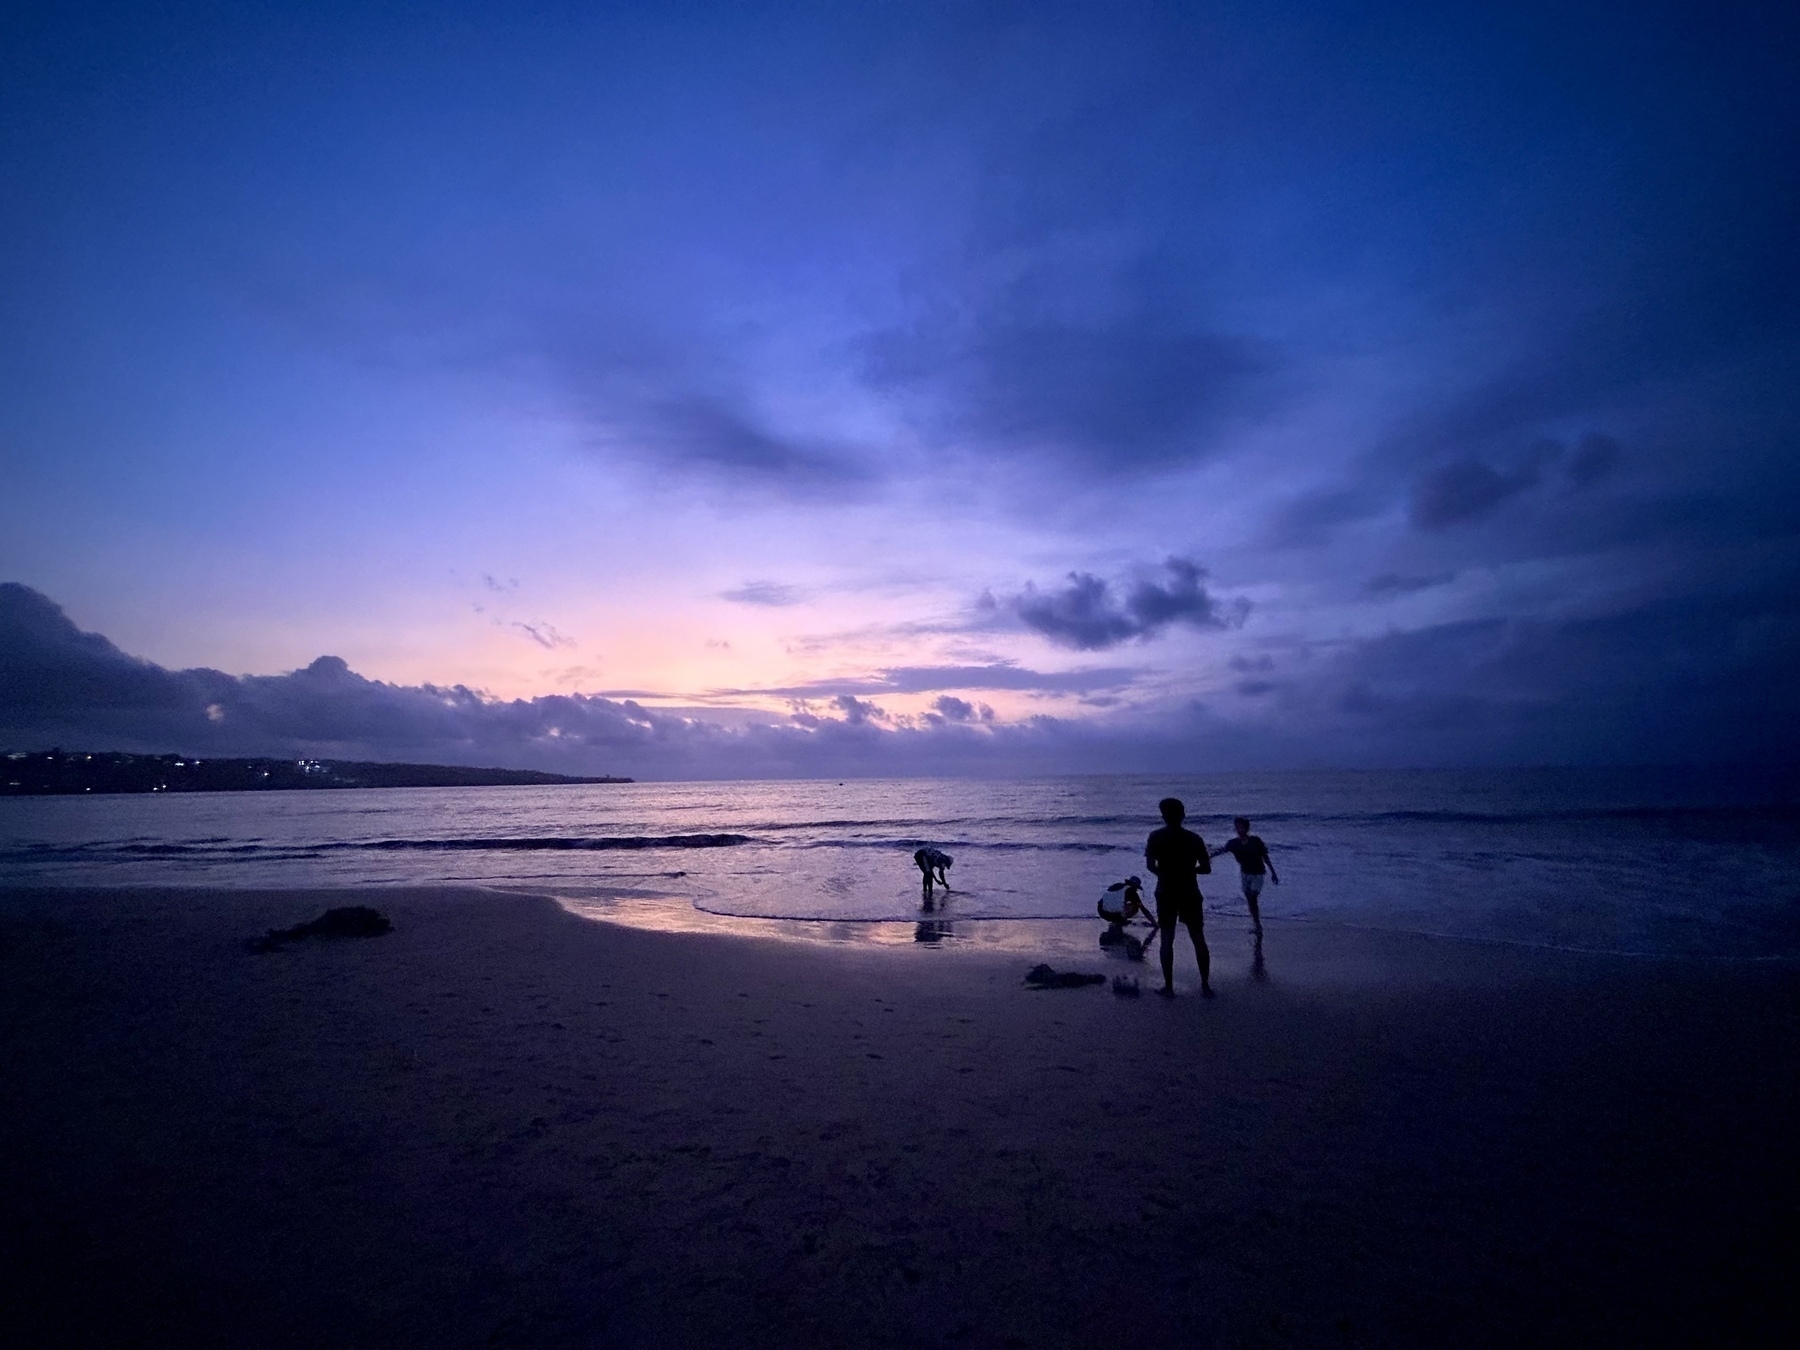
[[1221, 573, 1800, 766], [0, 584, 1091, 779], [863, 263, 1271, 471], [1263, 485, 1388, 548], [926, 695, 995, 725], [1565, 432, 1622, 490], [706, 663, 1142, 699], [508, 621, 574, 650], [1012, 558, 1246, 651], [720, 581, 806, 607], [1409, 456, 1545, 530], [1013, 573, 1134, 650], [7, 576, 1800, 776], [547, 664, 605, 685], [539, 331, 875, 496], [1364, 571, 1456, 597], [830, 694, 887, 725], [588, 393, 871, 496], [0, 583, 229, 730]]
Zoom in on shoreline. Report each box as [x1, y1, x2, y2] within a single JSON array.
[[3, 885, 1796, 1346], [551, 884, 1800, 967], [9, 878, 1793, 968]]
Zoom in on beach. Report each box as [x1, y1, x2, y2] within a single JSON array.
[[2, 886, 1795, 1348]]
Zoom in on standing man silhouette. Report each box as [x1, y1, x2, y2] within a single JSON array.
[[1144, 797, 1213, 998]]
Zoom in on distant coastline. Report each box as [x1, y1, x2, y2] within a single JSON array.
[[1, 750, 631, 796]]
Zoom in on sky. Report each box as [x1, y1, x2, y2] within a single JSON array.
[[3, 0, 1798, 778]]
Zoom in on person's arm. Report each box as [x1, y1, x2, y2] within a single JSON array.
[[1263, 841, 1278, 884], [1195, 836, 1211, 875]]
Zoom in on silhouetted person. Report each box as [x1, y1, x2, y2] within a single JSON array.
[[914, 847, 952, 905], [1097, 876, 1152, 962], [1211, 817, 1278, 937], [1145, 797, 1212, 997], [1096, 875, 1152, 929]]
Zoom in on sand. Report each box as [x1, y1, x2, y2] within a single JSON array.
[[1, 886, 1795, 1348]]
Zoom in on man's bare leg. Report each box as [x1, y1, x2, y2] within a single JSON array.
[[1187, 914, 1213, 997]]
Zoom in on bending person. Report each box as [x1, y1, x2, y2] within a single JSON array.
[[914, 846, 953, 904], [1097, 876, 1153, 930], [1144, 797, 1213, 998]]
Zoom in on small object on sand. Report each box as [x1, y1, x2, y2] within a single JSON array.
[[1024, 963, 1105, 990], [1111, 975, 1141, 998], [248, 905, 394, 952]]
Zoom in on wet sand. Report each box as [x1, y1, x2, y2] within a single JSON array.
[[2, 886, 1795, 1348]]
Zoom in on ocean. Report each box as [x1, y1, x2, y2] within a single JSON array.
[[3, 767, 1797, 959]]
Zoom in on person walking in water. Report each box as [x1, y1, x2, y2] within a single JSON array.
[[914, 846, 953, 904], [1144, 798, 1212, 998], [1212, 817, 1278, 937]]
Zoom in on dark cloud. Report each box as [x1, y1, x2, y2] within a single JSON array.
[[1013, 573, 1134, 650], [1013, 558, 1246, 651], [864, 266, 1270, 471], [0, 583, 232, 736], [1410, 456, 1545, 531], [508, 621, 574, 650], [720, 581, 805, 607], [1400, 429, 1626, 537], [830, 694, 887, 725], [1365, 571, 1457, 597], [1230, 573, 1800, 767], [8, 577, 1800, 776], [710, 663, 1142, 698], [0, 585, 1092, 779], [0, 584, 682, 774], [589, 394, 870, 496], [925, 695, 996, 726], [1565, 432, 1622, 490], [1263, 486, 1387, 548]]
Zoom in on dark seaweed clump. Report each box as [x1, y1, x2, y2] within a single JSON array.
[[249, 906, 393, 952]]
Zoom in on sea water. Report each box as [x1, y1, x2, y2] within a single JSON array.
[[2, 768, 1797, 958]]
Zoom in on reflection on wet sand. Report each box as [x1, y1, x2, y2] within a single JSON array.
[[1098, 926, 1150, 962], [548, 885, 1280, 962]]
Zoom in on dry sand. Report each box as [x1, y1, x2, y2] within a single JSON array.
[[2, 886, 1795, 1348]]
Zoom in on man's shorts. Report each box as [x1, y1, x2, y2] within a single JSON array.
[[1155, 891, 1204, 930], [1241, 872, 1265, 900]]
